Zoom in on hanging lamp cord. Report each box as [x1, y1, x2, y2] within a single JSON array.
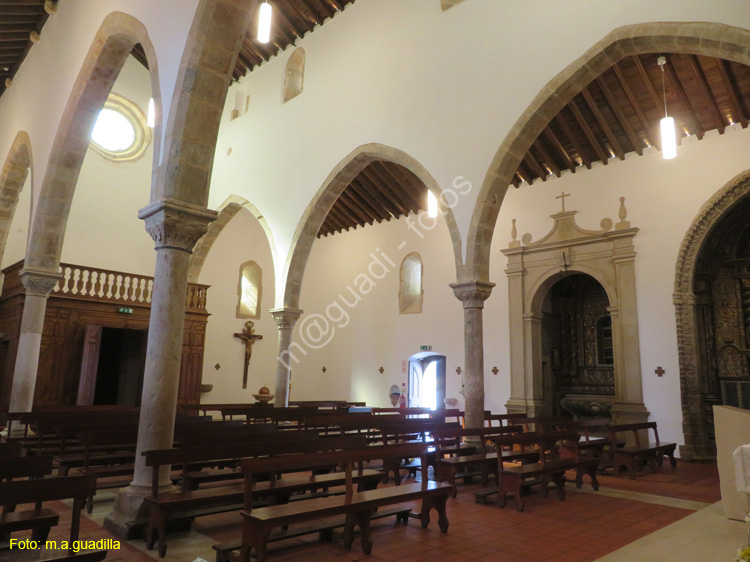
[[661, 60, 668, 119]]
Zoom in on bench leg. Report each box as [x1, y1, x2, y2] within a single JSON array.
[[241, 519, 271, 562], [354, 508, 375, 554], [578, 464, 600, 491], [540, 475, 550, 498], [551, 472, 566, 501], [30, 525, 52, 543], [421, 494, 449, 533], [448, 467, 458, 498]]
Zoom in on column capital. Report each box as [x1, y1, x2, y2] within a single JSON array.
[[138, 198, 217, 252], [450, 281, 495, 309], [270, 308, 304, 330], [19, 267, 62, 297]]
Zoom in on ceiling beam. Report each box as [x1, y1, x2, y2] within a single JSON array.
[[523, 150, 548, 182], [351, 175, 399, 219], [612, 62, 660, 150], [336, 190, 373, 225], [686, 55, 725, 134], [596, 75, 643, 155], [359, 167, 410, 217], [554, 112, 592, 169], [717, 59, 748, 128], [531, 138, 561, 177], [372, 162, 424, 212], [343, 186, 382, 223], [543, 127, 576, 173], [581, 87, 625, 160], [278, 0, 316, 34], [663, 55, 704, 139], [568, 99, 609, 164], [272, 3, 304, 41]]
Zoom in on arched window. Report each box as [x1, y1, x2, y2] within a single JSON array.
[[399, 253, 423, 314], [596, 315, 614, 365], [237, 261, 262, 319], [283, 47, 305, 103]]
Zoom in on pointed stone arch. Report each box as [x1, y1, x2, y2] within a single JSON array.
[[466, 22, 750, 284], [0, 131, 33, 266], [674, 169, 750, 460], [25, 11, 162, 275], [189, 195, 278, 283], [281, 143, 464, 309]]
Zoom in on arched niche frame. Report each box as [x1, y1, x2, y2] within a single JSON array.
[[501, 198, 648, 425]]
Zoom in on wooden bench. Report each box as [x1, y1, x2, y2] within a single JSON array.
[[238, 442, 453, 562], [433, 426, 530, 496], [479, 431, 599, 511], [608, 421, 677, 478], [0, 474, 97, 545], [143, 435, 374, 557]]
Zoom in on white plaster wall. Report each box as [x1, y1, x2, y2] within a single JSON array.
[[198, 208, 278, 404], [211, 0, 750, 300], [62, 57, 155, 275], [291, 213, 467, 408], [489, 125, 750, 448], [0, 0, 199, 214]]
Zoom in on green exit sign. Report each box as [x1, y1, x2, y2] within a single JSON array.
[[420, 345, 432, 351], [118, 307, 134, 314]]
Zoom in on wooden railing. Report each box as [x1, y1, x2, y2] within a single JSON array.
[[1, 260, 208, 313]]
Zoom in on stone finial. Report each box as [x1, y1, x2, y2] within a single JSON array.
[[44, 0, 57, 15], [509, 219, 520, 248], [449, 281, 496, 309], [616, 196, 631, 230], [29, 31, 40, 44], [139, 199, 218, 253], [270, 308, 304, 330], [20, 267, 63, 297]]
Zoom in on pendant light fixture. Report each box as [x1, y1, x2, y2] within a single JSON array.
[[657, 55, 677, 160], [427, 190, 438, 218], [258, 1, 272, 44]]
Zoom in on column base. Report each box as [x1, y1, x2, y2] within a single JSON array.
[[104, 482, 178, 539]]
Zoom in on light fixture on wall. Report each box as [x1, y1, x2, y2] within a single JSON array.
[[427, 190, 438, 218], [258, 1, 272, 44], [657, 55, 677, 160], [147, 98, 155, 128]]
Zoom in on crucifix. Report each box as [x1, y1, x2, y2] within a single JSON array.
[[234, 321, 263, 389], [556, 191, 570, 212]]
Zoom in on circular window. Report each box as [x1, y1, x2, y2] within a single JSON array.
[[90, 93, 151, 161]]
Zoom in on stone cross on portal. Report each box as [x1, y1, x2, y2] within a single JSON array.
[[234, 321, 263, 389], [556, 192, 570, 212]]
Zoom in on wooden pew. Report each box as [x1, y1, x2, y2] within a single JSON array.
[[483, 431, 599, 512], [142, 435, 375, 557], [485, 413, 527, 427], [0, 441, 22, 457], [238, 442, 453, 562], [556, 418, 615, 475], [608, 421, 677, 478], [0, 474, 97, 544]]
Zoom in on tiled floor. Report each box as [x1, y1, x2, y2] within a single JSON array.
[[1, 461, 745, 562]]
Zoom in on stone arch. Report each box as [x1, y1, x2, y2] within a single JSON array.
[[674, 169, 750, 460], [529, 265, 617, 315], [25, 11, 162, 274], [281, 143, 464, 309], [0, 131, 33, 266], [283, 47, 305, 103], [189, 195, 278, 283], [466, 22, 750, 284]]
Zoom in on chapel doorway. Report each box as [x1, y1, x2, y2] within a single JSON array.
[[407, 352, 446, 410], [690, 194, 750, 447], [77, 326, 147, 406], [540, 273, 615, 418]]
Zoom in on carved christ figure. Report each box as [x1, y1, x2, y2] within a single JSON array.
[[234, 321, 263, 389]]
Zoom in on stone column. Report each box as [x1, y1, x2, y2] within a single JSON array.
[[270, 308, 303, 407], [522, 312, 547, 416], [105, 199, 215, 537], [450, 281, 494, 430], [7, 267, 62, 435]]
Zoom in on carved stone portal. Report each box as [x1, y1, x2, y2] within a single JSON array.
[[502, 198, 648, 425]]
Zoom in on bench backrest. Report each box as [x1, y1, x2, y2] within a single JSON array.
[[557, 418, 611, 441], [0, 455, 54, 480], [485, 413, 527, 427], [432, 425, 523, 453], [0, 441, 22, 457], [493, 430, 581, 465], [608, 421, 659, 447]]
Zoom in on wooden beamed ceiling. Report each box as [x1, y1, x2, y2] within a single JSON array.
[[513, 53, 750, 187], [317, 162, 428, 238]]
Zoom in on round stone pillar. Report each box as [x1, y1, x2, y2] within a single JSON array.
[[7, 267, 62, 435], [270, 308, 303, 407], [450, 281, 495, 430], [105, 199, 216, 537]]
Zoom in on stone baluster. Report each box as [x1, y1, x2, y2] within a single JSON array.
[[7, 267, 62, 436], [105, 199, 216, 536], [450, 281, 495, 430], [271, 308, 303, 407]]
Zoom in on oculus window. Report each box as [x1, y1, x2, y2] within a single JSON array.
[[90, 93, 151, 162]]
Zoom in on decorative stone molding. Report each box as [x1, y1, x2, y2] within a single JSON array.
[[673, 169, 750, 460], [450, 281, 495, 309], [271, 308, 303, 330], [19, 267, 62, 297], [139, 199, 217, 253]]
